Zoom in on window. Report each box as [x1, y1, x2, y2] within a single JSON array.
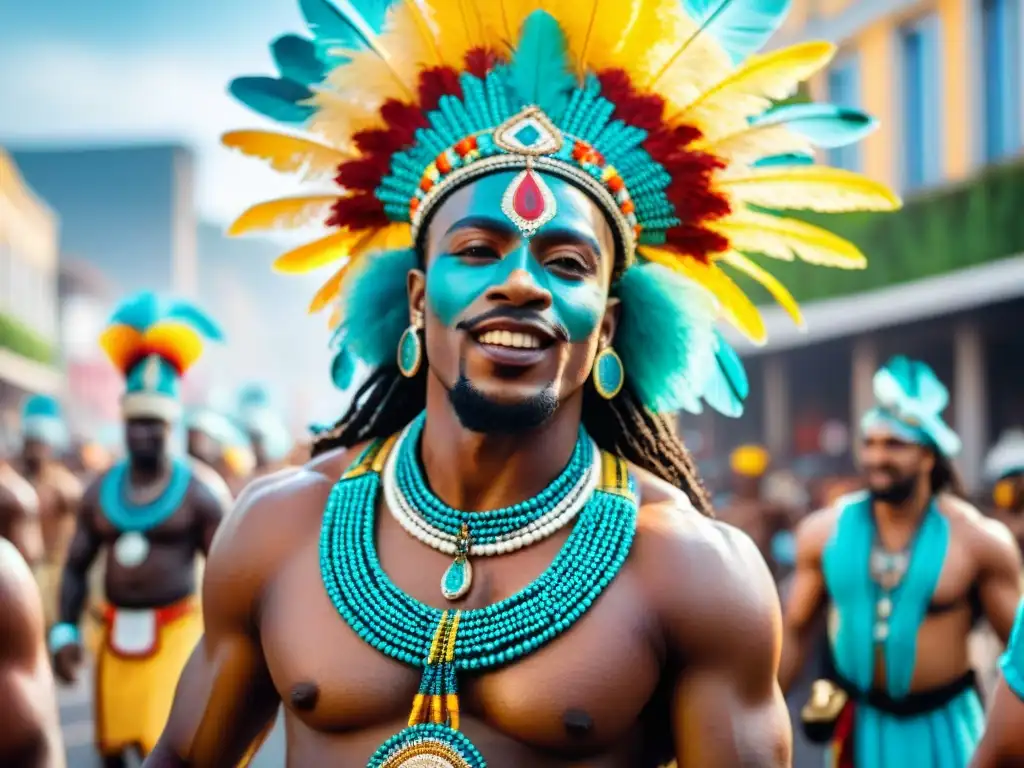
[[982, 0, 1022, 161], [901, 14, 943, 190], [827, 54, 862, 171]]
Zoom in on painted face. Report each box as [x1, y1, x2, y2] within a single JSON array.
[[411, 171, 618, 427]]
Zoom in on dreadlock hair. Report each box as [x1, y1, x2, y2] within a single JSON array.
[[311, 360, 713, 516], [930, 451, 967, 499]]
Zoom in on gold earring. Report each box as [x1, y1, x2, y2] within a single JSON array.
[[397, 311, 424, 378]]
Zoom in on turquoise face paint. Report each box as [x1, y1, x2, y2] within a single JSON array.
[[426, 172, 609, 342]]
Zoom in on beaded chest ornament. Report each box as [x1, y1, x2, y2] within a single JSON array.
[[321, 431, 637, 767]]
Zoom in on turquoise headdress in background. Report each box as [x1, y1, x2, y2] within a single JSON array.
[[237, 383, 294, 461], [20, 394, 70, 450], [861, 356, 961, 458], [99, 291, 223, 422], [986, 430, 1024, 482]]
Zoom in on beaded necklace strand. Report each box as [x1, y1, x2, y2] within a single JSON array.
[[320, 429, 637, 768]]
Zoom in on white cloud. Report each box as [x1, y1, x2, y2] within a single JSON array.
[[0, 40, 323, 227]]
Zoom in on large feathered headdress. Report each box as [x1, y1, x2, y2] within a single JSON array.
[[224, 0, 898, 417], [99, 291, 224, 422], [20, 394, 70, 449]]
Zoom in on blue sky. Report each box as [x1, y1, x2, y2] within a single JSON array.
[[0, 0, 315, 225]]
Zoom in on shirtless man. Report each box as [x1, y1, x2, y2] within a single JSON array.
[[0, 461, 42, 565], [236, 384, 293, 479], [715, 445, 795, 578], [186, 406, 251, 496], [48, 291, 228, 767], [985, 430, 1024, 551], [0, 537, 64, 767], [13, 396, 82, 628], [148, 0, 893, 762], [781, 356, 1021, 766]]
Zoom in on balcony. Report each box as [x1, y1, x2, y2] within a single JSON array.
[[743, 155, 1024, 304]]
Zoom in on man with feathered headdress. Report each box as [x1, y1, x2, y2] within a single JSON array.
[[781, 356, 1021, 765], [49, 291, 231, 767], [148, 0, 897, 764]]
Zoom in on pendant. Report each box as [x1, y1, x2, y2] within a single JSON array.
[[113, 532, 150, 568], [370, 725, 485, 768], [441, 524, 472, 602]]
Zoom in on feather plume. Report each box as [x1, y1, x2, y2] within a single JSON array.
[[474, 0, 543, 50], [640, 246, 766, 343], [307, 91, 382, 150], [719, 166, 902, 212], [273, 228, 376, 273], [271, 35, 326, 85], [391, 0, 444, 66], [163, 302, 223, 341], [705, 122, 811, 165], [228, 195, 342, 236], [324, 46, 414, 108], [712, 208, 867, 267], [328, 303, 343, 329], [702, 329, 749, 417], [99, 325, 144, 373], [229, 77, 316, 124], [622, 0, 732, 109], [300, 0, 391, 58], [221, 130, 351, 181], [509, 12, 576, 118], [751, 103, 878, 148], [337, 248, 418, 366], [557, 0, 644, 76], [309, 261, 352, 313], [718, 250, 803, 326], [753, 152, 815, 167], [679, 42, 835, 139], [308, 222, 413, 311], [405, 0, 476, 68], [144, 322, 206, 373], [683, 0, 792, 63]]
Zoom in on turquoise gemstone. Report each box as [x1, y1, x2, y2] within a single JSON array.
[[442, 558, 472, 601], [514, 122, 542, 146], [398, 328, 421, 376], [596, 350, 624, 397]]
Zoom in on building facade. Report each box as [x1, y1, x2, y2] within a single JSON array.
[[688, 0, 1024, 494], [0, 147, 62, 439]]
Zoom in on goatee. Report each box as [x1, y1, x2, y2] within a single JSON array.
[[448, 375, 558, 434], [869, 474, 918, 505]]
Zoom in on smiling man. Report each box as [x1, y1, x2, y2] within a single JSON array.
[[780, 356, 1022, 766], [145, 1, 897, 765]]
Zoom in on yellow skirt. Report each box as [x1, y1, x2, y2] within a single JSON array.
[[94, 598, 202, 758]]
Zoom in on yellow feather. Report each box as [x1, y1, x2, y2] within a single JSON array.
[[558, 0, 644, 77], [320, 9, 419, 102], [98, 324, 143, 372], [228, 195, 342, 236], [394, 0, 444, 66], [221, 131, 350, 181], [678, 42, 836, 140], [481, 0, 544, 51], [273, 229, 377, 274], [717, 251, 804, 328], [312, 223, 414, 314], [712, 209, 868, 269], [718, 166, 902, 213], [144, 322, 205, 373], [308, 91, 382, 151], [703, 123, 812, 166], [411, 0, 482, 69], [328, 303, 343, 329], [639, 247, 766, 343], [613, 0, 731, 109], [324, 48, 412, 109]]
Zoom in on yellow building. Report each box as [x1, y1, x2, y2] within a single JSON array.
[[694, 0, 1024, 494], [0, 147, 62, 430]]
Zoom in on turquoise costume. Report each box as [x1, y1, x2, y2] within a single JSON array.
[[819, 357, 982, 766], [999, 601, 1024, 701]]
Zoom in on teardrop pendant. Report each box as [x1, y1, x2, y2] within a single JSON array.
[[441, 524, 473, 601]]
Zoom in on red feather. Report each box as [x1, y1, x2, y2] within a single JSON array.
[[465, 48, 505, 78], [418, 67, 462, 111], [327, 193, 389, 229]]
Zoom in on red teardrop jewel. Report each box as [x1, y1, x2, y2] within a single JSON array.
[[512, 170, 546, 221]]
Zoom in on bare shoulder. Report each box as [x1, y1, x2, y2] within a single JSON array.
[[630, 467, 780, 658], [51, 464, 83, 503], [793, 504, 843, 560], [204, 445, 365, 596], [942, 494, 1020, 562], [187, 458, 234, 512], [0, 465, 38, 516], [0, 538, 43, 659]]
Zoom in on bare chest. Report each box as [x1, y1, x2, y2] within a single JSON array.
[[259, 510, 664, 757]]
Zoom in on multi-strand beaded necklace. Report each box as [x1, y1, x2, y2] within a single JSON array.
[[319, 414, 637, 767]]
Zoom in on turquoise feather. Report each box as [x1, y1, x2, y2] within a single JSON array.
[[614, 264, 722, 414], [271, 34, 326, 85], [683, 0, 792, 63], [338, 248, 417, 368], [700, 330, 749, 417], [165, 300, 224, 341], [299, 0, 391, 60], [509, 12, 576, 121], [108, 292, 221, 341], [229, 76, 315, 123], [751, 103, 878, 148], [753, 152, 815, 167], [331, 347, 358, 389]]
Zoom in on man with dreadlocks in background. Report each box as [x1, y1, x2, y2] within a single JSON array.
[[145, 0, 897, 764], [781, 357, 1022, 766]]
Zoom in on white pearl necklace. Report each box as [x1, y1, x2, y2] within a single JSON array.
[[382, 424, 599, 557]]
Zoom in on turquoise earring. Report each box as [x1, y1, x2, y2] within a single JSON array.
[[593, 344, 624, 399], [397, 311, 424, 378]]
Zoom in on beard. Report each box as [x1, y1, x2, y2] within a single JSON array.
[[448, 374, 558, 434], [868, 472, 919, 505]]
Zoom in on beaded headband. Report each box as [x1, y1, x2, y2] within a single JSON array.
[[223, 0, 900, 348]]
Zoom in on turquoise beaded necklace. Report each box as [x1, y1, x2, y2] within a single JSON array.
[[319, 427, 637, 768]]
